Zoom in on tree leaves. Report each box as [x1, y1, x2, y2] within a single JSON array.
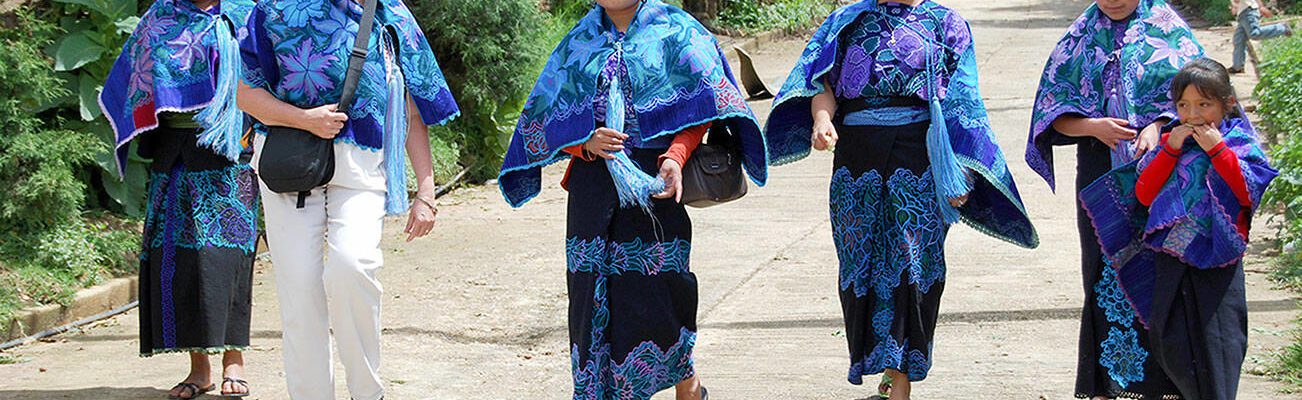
[[53, 32, 105, 72]]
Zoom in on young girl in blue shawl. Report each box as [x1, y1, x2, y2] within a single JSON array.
[[498, 1, 767, 398], [236, 0, 459, 398], [99, 0, 257, 397], [765, 0, 1037, 397], [1025, 0, 1205, 397], [1081, 58, 1277, 400]]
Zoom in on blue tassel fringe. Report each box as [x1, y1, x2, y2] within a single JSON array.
[[604, 71, 663, 212], [194, 16, 245, 162], [383, 39, 410, 216], [927, 97, 971, 224]]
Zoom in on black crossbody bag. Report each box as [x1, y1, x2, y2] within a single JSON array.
[[257, 0, 379, 208]]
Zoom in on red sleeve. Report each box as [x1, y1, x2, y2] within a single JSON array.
[[659, 122, 711, 167], [1208, 142, 1252, 207], [1135, 135, 1181, 206], [562, 144, 596, 162]]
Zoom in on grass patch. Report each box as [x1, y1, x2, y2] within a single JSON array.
[[718, 0, 836, 34]]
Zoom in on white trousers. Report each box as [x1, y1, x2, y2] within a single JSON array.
[[255, 136, 389, 400]]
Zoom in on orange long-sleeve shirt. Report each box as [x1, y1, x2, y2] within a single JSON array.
[[559, 122, 711, 190]]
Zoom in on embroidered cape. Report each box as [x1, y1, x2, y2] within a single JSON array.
[[765, 0, 1038, 248], [100, 0, 256, 177], [240, 0, 460, 214], [497, 0, 767, 207], [1081, 116, 1276, 325], [1025, 0, 1204, 190]]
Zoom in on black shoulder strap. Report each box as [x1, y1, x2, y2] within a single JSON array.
[[336, 0, 380, 111]]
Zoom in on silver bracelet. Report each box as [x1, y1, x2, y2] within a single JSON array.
[[414, 196, 438, 213]]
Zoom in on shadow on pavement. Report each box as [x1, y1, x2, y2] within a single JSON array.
[[0, 387, 169, 399]]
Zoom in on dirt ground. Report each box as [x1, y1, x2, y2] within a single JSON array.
[[0, 0, 1297, 398]]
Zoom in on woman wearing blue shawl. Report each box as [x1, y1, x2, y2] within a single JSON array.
[[99, 0, 257, 397], [1025, 0, 1204, 398], [764, 0, 1037, 396], [237, 0, 458, 398], [498, 1, 767, 398]]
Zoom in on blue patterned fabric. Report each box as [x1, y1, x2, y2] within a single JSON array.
[[100, 0, 255, 176], [498, 0, 767, 207], [240, 0, 459, 214], [831, 167, 947, 298], [767, 0, 1038, 249], [572, 321, 696, 400], [1081, 117, 1276, 328], [1025, 0, 1204, 190], [144, 165, 260, 253], [567, 237, 691, 275]]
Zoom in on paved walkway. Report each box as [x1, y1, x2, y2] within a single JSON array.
[[0, 0, 1296, 398]]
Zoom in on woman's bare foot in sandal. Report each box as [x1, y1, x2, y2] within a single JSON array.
[[221, 350, 249, 397], [168, 353, 212, 399], [885, 369, 910, 400]]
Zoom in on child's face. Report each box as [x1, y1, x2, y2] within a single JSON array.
[[597, 0, 640, 12], [1097, 0, 1141, 20], [1175, 85, 1229, 127]]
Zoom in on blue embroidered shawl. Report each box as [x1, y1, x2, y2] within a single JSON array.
[[1026, 0, 1204, 190], [240, 0, 459, 148], [765, 0, 1038, 248], [240, 0, 460, 214], [100, 0, 255, 177], [1081, 116, 1276, 325], [497, 0, 767, 207]]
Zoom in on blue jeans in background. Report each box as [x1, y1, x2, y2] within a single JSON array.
[[1232, 8, 1289, 69]]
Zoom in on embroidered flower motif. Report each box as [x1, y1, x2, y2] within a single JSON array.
[[166, 27, 207, 71], [1099, 326, 1147, 387], [280, 0, 325, 28], [280, 38, 338, 102], [1144, 7, 1183, 34]]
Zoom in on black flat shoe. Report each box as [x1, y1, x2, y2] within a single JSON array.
[[167, 382, 215, 400], [700, 386, 708, 400]]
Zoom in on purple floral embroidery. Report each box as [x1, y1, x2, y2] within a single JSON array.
[[280, 39, 338, 102], [166, 28, 206, 71]]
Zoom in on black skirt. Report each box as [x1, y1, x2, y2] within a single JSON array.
[[1147, 254, 1247, 400], [137, 128, 258, 356], [830, 117, 949, 384], [565, 147, 698, 400], [1071, 139, 1180, 399]]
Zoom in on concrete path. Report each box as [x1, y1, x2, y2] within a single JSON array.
[[0, 0, 1296, 398]]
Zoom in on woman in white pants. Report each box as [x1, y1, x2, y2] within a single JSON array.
[[236, 0, 460, 398]]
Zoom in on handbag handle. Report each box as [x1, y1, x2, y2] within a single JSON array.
[[336, 0, 381, 112]]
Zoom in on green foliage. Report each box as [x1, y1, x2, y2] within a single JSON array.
[[1179, 0, 1234, 25], [409, 0, 550, 183], [39, 0, 152, 217], [1257, 36, 1302, 246], [0, 11, 140, 333], [718, 0, 834, 33]]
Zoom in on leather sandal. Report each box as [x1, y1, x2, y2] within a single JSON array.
[[220, 377, 249, 397], [167, 382, 215, 400]]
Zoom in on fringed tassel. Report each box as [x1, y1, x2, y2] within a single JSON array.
[[194, 16, 245, 162], [603, 71, 663, 212], [927, 97, 971, 225], [382, 40, 410, 216]]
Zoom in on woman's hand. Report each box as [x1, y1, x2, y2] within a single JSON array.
[[1168, 124, 1195, 149], [303, 104, 348, 139], [1052, 116, 1137, 150], [1191, 124, 1224, 152], [404, 195, 437, 242], [653, 158, 683, 202], [1134, 120, 1165, 154], [812, 118, 839, 151], [583, 128, 627, 160]]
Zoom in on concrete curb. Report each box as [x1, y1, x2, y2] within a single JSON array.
[[1, 276, 138, 343]]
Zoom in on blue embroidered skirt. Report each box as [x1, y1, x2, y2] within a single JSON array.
[[565, 147, 697, 400], [1070, 139, 1179, 399], [829, 103, 949, 384], [138, 127, 259, 356]]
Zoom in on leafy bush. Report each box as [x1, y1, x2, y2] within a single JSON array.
[[1177, 0, 1234, 25], [1256, 35, 1302, 246], [409, 0, 550, 183], [0, 10, 140, 332], [718, 0, 834, 33]]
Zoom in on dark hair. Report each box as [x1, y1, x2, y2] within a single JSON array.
[[1170, 57, 1239, 117]]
